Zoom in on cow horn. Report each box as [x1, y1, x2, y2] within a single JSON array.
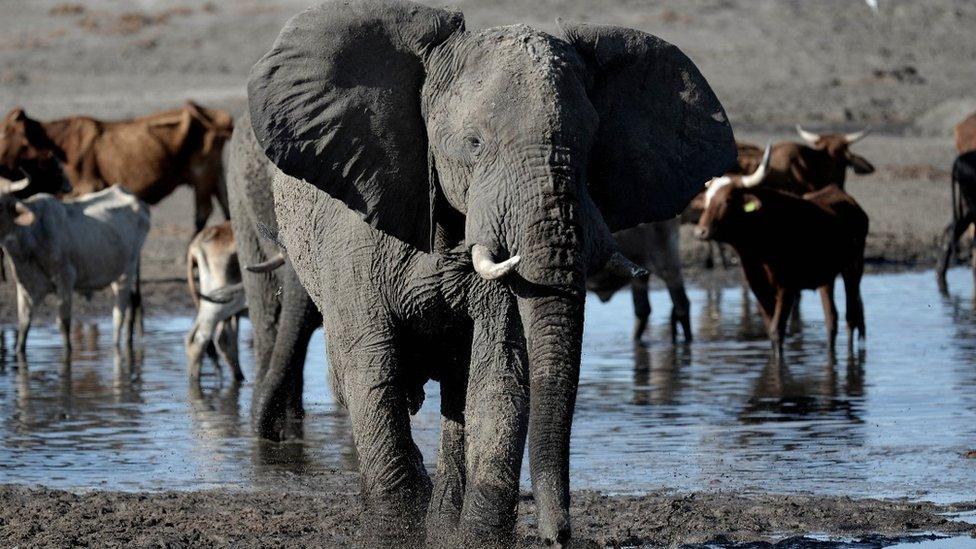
[[471, 244, 520, 281], [844, 128, 871, 144], [796, 125, 821, 146], [246, 253, 286, 273], [741, 144, 771, 188], [604, 252, 649, 278]]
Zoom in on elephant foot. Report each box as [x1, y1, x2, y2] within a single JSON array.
[[252, 399, 304, 441], [360, 492, 430, 547]]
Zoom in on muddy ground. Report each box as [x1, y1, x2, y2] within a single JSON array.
[[1, 483, 973, 547], [2, 0, 976, 546]]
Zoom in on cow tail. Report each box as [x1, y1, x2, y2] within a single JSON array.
[[187, 246, 200, 310]]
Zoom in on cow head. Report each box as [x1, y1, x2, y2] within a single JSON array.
[[796, 125, 875, 175], [0, 184, 36, 237], [696, 145, 770, 241], [0, 108, 72, 197]]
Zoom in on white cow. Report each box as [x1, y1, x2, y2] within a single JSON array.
[[0, 179, 150, 355], [185, 220, 246, 382]]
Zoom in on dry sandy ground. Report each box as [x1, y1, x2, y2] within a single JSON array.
[[2, 0, 976, 546]]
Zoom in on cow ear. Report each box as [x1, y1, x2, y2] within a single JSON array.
[[248, 0, 465, 251], [742, 194, 762, 213], [846, 151, 875, 175], [558, 21, 736, 231], [19, 111, 66, 162], [13, 202, 36, 226]]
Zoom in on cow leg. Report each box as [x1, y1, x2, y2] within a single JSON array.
[[193, 182, 216, 234], [788, 293, 802, 335], [111, 279, 134, 351], [937, 218, 971, 293], [819, 280, 838, 352], [14, 284, 34, 356], [215, 316, 244, 383], [841, 261, 866, 351], [630, 274, 651, 342], [55, 279, 73, 356], [770, 289, 797, 363]]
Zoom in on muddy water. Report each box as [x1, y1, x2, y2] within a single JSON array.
[[1, 269, 975, 503]]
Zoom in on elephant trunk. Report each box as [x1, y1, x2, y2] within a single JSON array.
[[519, 291, 583, 547], [516, 167, 585, 546]]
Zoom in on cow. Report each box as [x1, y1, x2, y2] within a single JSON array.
[[695, 147, 868, 360], [956, 112, 976, 154], [185, 220, 246, 382], [0, 182, 150, 355], [736, 127, 875, 193], [0, 101, 233, 233], [936, 151, 976, 293], [588, 218, 692, 343]]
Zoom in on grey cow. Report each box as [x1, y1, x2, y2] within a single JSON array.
[[588, 218, 692, 343], [0, 180, 149, 355]]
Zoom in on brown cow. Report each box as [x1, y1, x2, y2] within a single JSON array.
[[956, 111, 976, 154], [696, 148, 868, 360], [0, 101, 233, 232], [736, 127, 874, 193]]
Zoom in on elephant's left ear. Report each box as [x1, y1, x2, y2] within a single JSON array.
[[557, 21, 736, 230]]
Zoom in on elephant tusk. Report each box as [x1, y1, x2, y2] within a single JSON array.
[[246, 253, 286, 273], [471, 244, 520, 280], [604, 252, 648, 278]]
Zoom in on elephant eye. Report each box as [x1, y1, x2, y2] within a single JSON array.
[[465, 135, 482, 155]]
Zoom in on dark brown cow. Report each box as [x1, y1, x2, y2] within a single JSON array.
[[696, 149, 868, 360], [956, 111, 976, 154], [736, 127, 874, 193], [0, 101, 234, 232]]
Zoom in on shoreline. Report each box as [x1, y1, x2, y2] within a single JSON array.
[[0, 484, 972, 547]]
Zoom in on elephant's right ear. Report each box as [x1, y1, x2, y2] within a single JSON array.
[[557, 21, 736, 231], [248, 0, 464, 251]]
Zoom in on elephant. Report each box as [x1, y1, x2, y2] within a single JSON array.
[[234, 0, 735, 545], [587, 218, 693, 343], [227, 118, 322, 441]]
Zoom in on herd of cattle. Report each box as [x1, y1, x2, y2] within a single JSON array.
[[1, 103, 975, 372]]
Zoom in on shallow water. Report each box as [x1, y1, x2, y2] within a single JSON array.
[[1, 269, 975, 503]]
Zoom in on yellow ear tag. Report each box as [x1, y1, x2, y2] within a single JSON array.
[[743, 201, 759, 213]]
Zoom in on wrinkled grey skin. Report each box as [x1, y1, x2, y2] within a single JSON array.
[[227, 118, 322, 441], [587, 218, 692, 343], [237, 0, 735, 546]]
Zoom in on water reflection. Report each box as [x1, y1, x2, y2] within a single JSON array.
[[0, 269, 975, 503]]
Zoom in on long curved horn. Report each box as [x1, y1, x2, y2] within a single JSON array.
[[741, 144, 771, 188], [471, 244, 520, 281], [199, 282, 245, 304], [0, 176, 30, 194], [796, 125, 821, 146], [245, 253, 285, 273], [844, 128, 871, 144]]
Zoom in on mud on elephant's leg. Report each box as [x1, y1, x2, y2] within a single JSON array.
[[456, 290, 529, 547], [344, 332, 432, 546], [251, 268, 319, 441]]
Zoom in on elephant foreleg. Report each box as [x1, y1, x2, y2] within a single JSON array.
[[344, 333, 431, 546], [457, 300, 529, 547], [425, 356, 468, 547]]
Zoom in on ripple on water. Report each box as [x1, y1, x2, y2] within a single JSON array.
[[0, 269, 975, 501]]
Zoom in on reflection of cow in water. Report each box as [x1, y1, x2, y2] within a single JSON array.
[[937, 151, 976, 293]]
